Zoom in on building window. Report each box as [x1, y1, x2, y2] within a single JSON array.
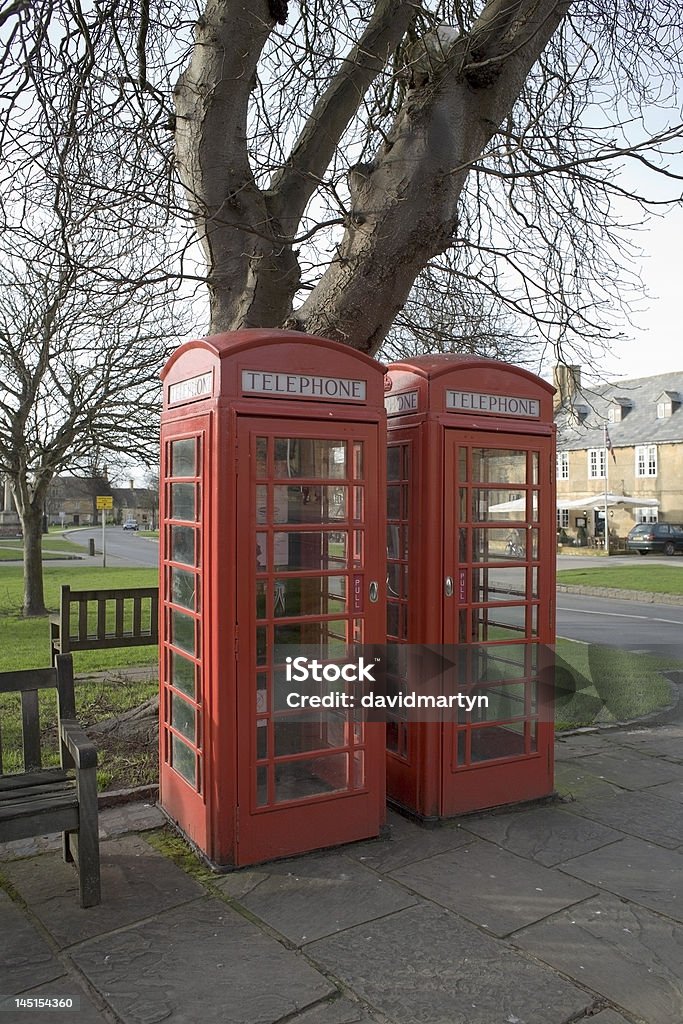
[[657, 402, 669, 419], [588, 448, 606, 479], [635, 445, 657, 477], [556, 452, 569, 479], [557, 508, 569, 529], [636, 507, 658, 524]]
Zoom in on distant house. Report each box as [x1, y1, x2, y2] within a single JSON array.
[[554, 366, 683, 545], [47, 477, 157, 528]]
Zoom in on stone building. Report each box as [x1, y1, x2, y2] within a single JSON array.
[[554, 365, 683, 546]]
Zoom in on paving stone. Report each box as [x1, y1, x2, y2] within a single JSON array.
[[343, 811, 470, 874], [570, 750, 683, 790], [564, 789, 683, 848], [647, 778, 683, 804], [0, 891, 64, 994], [514, 894, 683, 1024], [554, 734, 613, 760], [459, 805, 622, 866], [389, 839, 595, 936], [309, 901, 592, 1024], [1, 835, 204, 948], [602, 726, 683, 761], [212, 867, 271, 901], [0, 975, 109, 1023], [72, 896, 334, 1024], [585, 1011, 634, 1024], [234, 851, 418, 946], [557, 836, 683, 922], [554, 764, 623, 801], [288, 996, 372, 1024]]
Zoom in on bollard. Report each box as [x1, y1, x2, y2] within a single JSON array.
[[89, 538, 95, 556]]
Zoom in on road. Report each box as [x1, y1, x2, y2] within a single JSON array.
[[62, 534, 683, 656], [65, 528, 159, 568]]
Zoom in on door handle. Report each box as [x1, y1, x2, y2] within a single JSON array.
[[444, 576, 454, 597], [369, 581, 379, 603]]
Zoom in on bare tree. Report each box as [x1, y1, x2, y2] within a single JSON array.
[[2, 1, 682, 411], [0, 222, 180, 616]]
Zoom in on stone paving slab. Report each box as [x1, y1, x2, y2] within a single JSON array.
[[389, 839, 595, 936], [226, 851, 418, 946], [0, 801, 164, 861], [586, 1012, 633, 1024], [554, 764, 623, 801], [568, 750, 683, 790], [459, 805, 623, 866], [1, 835, 204, 949], [563, 788, 683, 848], [343, 811, 471, 874], [647, 778, 683, 804], [0, 975, 109, 1024], [308, 902, 593, 1024], [0, 891, 65, 995], [601, 726, 683, 761], [71, 896, 335, 1024], [513, 893, 683, 1024], [554, 734, 614, 759], [557, 836, 683, 922], [288, 996, 373, 1024]]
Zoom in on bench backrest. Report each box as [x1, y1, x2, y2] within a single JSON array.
[[0, 656, 75, 773], [56, 584, 159, 654]]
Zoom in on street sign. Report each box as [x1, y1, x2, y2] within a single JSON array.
[[96, 496, 113, 510]]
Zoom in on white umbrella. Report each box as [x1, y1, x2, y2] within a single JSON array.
[[558, 494, 659, 510]]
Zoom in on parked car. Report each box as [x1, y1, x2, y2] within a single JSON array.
[[122, 519, 139, 531], [626, 522, 683, 556]]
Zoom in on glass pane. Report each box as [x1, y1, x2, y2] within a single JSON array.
[[387, 447, 401, 481], [170, 567, 197, 611], [171, 735, 196, 786], [256, 765, 268, 806], [471, 490, 526, 522], [472, 567, 527, 602], [470, 725, 526, 763], [473, 607, 527, 641], [274, 753, 349, 802], [256, 720, 268, 760], [470, 450, 527, 484], [270, 485, 347, 524], [172, 693, 195, 741], [271, 576, 347, 618], [256, 437, 268, 477], [171, 525, 196, 566], [353, 442, 364, 479], [171, 438, 196, 478], [472, 528, 528, 562], [257, 672, 268, 714], [274, 439, 347, 479], [171, 652, 196, 698], [353, 750, 364, 787], [272, 532, 348, 572], [531, 452, 539, 485], [353, 486, 364, 522], [274, 711, 347, 757], [171, 483, 196, 522], [387, 486, 400, 519], [460, 683, 529, 724], [273, 621, 349, 652], [257, 626, 267, 666], [171, 610, 195, 655]]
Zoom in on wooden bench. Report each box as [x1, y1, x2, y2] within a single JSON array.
[[50, 584, 159, 664], [0, 655, 101, 907]]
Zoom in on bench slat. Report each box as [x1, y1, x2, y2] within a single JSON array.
[[97, 599, 107, 640], [21, 690, 41, 770], [0, 768, 69, 792]]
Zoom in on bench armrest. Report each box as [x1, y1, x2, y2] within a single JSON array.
[[60, 720, 98, 770]]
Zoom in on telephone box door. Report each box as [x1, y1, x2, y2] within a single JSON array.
[[441, 429, 555, 814], [234, 417, 385, 865]]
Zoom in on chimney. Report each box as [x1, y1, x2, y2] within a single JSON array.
[[129, 478, 135, 489], [552, 365, 581, 412]]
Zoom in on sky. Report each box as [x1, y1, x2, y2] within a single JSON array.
[[602, 202, 683, 382]]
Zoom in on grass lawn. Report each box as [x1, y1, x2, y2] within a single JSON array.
[[557, 565, 683, 595], [554, 638, 676, 729], [0, 565, 158, 672], [0, 536, 87, 561]]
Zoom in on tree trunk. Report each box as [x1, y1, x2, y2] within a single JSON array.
[[21, 503, 47, 616], [88, 696, 159, 744]]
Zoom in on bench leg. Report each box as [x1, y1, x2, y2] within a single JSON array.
[[73, 768, 101, 908]]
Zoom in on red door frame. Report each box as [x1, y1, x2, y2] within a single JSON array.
[[233, 416, 386, 866]]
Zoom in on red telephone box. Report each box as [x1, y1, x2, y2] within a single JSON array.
[[159, 330, 387, 867], [384, 355, 556, 820]]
